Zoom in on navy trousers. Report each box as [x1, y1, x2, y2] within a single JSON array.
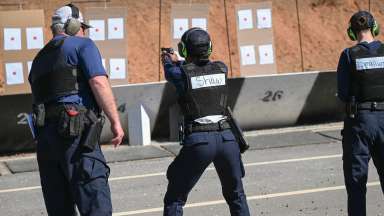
[[342, 110, 384, 216], [36, 123, 112, 216], [163, 129, 250, 216]]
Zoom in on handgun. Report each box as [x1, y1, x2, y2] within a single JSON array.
[[161, 47, 174, 54], [226, 106, 249, 153]]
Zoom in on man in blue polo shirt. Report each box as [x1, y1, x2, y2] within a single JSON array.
[[28, 4, 124, 216], [337, 11, 384, 216]]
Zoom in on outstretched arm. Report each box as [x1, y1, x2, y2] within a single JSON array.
[[161, 52, 186, 93]]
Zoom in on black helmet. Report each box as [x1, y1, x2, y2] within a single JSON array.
[[178, 27, 212, 58]]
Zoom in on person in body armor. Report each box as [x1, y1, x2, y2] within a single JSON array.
[[161, 27, 250, 216], [28, 4, 124, 216], [337, 11, 384, 216]]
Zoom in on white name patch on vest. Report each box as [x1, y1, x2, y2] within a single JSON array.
[[356, 56, 384, 70], [190, 73, 226, 89]]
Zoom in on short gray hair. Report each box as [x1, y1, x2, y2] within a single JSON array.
[[51, 23, 65, 35]]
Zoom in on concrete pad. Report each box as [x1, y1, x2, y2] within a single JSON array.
[[6, 158, 38, 173], [1, 129, 339, 174], [5, 146, 172, 173], [316, 130, 342, 141], [161, 131, 336, 155], [247, 130, 336, 150], [103, 145, 172, 163]]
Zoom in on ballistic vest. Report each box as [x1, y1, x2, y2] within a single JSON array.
[[29, 37, 86, 104], [349, 42, 384, 102], [179, 61, 228, 121]]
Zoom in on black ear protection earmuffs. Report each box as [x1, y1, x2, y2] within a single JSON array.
[[347, 12, 380, 41], [64, 4, 81, 36], [177, 27, 212, 58]]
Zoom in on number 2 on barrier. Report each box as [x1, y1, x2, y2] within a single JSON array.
[[17, 113, 29, 125]]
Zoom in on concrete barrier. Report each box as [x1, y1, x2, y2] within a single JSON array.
[[0, 71, 344, 153], [227, 71, 344, 129], [128, 104, 151, 146]]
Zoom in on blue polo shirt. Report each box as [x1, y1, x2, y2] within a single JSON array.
[[337, 40, 382, 102], [30, 34, 106, 109]]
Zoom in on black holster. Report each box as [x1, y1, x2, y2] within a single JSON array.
[[80, 111, 105, 151], [32, 103, 46, 128], [346, 96, 357, 118], [226, 107, 249, 154]]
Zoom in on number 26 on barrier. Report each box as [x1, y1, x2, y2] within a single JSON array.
[[262, 90, 284, 102]]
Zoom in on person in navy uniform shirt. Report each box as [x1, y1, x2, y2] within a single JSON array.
[[337, 11, 384, 216], [161, 27, 250, 216], [28, 4, 124, 216]]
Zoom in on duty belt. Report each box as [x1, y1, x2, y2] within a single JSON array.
[[185, 120, 231, 134], [45, 105, 81, 119], [357, 101, 384, 111], [45, 104, 97, 123]]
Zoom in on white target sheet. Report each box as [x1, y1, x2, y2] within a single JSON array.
[[240, 45, 256, 65], [26, 27, 44, 49], [238, 9, 253, 30], [89, 20, 105, 41], [109, 58, 126, 79], [173, 18, 188, 39], [5, 62, 24, 85], [191, 18, 207, 30], [108, 18, 124, 39], [258, 44, 274, 64], [3, 28, 22, 50], [257, 8, 272, 29]]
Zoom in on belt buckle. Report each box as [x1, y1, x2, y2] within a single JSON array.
[[218, 120, 226, 131]]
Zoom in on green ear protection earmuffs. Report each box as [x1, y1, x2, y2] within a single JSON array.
[[178, 41, 212, 58], [177, 28, 212, 58], [347, 12, 380, 41], [64, 4, 81, 36], [347, 24, 358, 41], [177, 40, 187, 58]]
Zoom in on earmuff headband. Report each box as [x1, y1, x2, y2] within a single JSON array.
[[64, 4, 81, 36], [66, 4, 79, 19]]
